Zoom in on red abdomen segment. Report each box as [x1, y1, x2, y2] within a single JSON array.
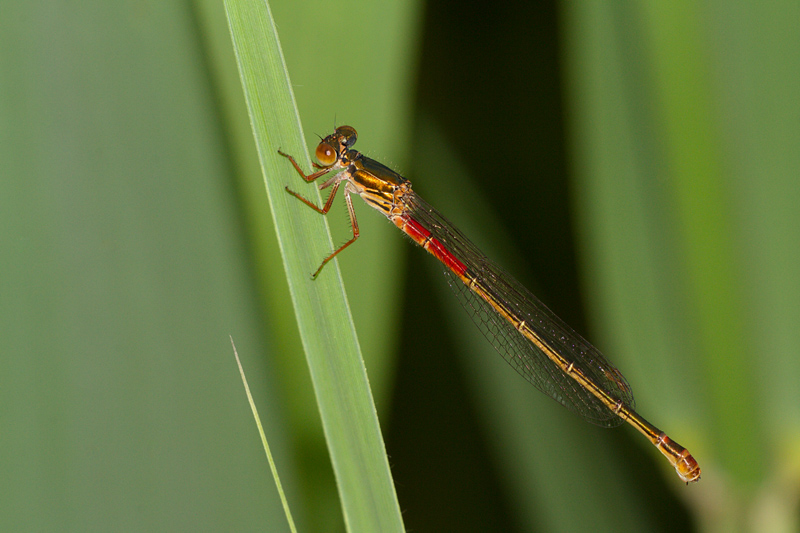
[[394, 215, 468, 278]]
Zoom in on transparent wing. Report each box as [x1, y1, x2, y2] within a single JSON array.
[[406, 192, 635, 427]]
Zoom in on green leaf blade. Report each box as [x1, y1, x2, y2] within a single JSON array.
[[223, 0, 404, 530]]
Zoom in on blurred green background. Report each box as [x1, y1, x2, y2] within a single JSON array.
[[2, 1, 798, 532]]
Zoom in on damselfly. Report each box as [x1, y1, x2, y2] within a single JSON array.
[[279, 125, 700, 483]]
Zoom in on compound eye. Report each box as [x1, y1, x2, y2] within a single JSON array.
[[336, 125, 358, 148], [315, 142, 337, 166]]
